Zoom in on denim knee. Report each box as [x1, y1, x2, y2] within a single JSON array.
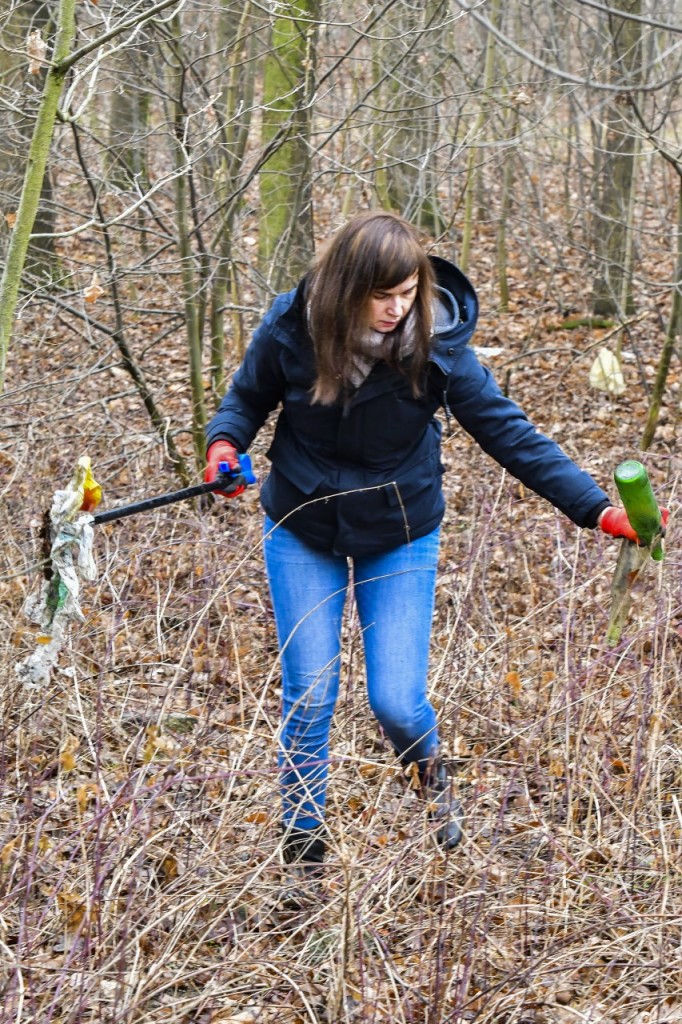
[[369, 695, 437, 750]]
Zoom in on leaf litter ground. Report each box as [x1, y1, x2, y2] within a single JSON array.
[[0, 225, 681, 1024]]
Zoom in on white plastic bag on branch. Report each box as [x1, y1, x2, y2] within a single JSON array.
[[589, 347, 625, 395], [16, 457, 101, 687]]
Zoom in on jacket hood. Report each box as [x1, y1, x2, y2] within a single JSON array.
[[433, 286, 459, 334], [428, 255, 479, 372]]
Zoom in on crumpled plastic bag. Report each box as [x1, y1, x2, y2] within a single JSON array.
[[16, 457, 101, 687], [589, 347, 625, 395]]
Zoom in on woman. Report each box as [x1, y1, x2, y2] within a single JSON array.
[[204, 211, 640, 869]]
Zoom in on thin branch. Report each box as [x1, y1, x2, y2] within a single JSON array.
[[629, 98, 682, 178], [454, 0, 682, 93], [573, 0, 682, 35], [55, 0, 187, 74]]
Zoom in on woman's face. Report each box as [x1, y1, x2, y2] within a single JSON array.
[[367, 273, 419, 333]]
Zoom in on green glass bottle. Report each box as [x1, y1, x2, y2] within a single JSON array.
[[613, 460, 664, 561]]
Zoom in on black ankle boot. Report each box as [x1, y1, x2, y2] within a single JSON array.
[[281, 825, 326, 877], [419, 754, 463, 850]]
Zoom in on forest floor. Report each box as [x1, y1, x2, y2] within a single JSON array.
[[1, 218, 681, 1023]]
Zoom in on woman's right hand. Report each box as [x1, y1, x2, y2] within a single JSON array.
[[204, 440, 245, 498]]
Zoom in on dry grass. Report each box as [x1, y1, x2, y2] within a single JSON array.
[[1, 419, 680, 1022]]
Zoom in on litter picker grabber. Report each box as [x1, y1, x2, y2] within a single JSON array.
[[15, 454, 256, 686], [606, 460, 665, 647], [92, 455, 256, 525]]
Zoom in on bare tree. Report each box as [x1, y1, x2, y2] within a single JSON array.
[[0, 0, 58, 278], [259, 0, 318, 289], [591, 0, 644, 317]]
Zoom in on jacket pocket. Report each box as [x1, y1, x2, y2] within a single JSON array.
[[383, 451, 445, 508], [266, 425, 328, 495]]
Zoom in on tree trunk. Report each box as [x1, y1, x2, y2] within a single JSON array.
[[0, 0, 76, 387], [209, 0, 261, 400], [460, 0, 500, 273], [167, 14, 207, 470], [0, 1, 57, 279], [372, 0, 449, 236], [259, 1, 317, 290], [591, 0, 642, 317], [106, 41, 152, 189], [641, 178, 682, 451]]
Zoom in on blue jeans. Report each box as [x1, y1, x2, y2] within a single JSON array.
[[263, 516, 441, 831]]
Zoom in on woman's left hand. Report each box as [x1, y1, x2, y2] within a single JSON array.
[[598, 506, 669, 544]]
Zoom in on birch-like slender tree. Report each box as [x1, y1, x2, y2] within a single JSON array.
[[0, 0, 76, 386], [259, 0, 318, 289], [0, 0, 58, 279], [0, 0, 185, 390]]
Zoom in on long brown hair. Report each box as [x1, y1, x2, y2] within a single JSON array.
[[306, 211, 436, 404]]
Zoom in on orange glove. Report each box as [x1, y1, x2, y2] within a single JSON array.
[[599, 506, 669, 544], [204, 440, 245, 498]]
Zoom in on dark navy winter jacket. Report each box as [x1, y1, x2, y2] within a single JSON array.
[[206, 256, 610, 557]]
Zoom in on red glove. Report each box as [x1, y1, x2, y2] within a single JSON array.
[[599, 506, 669, 544], [204, 440, 245, 498]]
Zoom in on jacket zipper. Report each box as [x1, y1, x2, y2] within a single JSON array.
[[442, 390, 454, 436]]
